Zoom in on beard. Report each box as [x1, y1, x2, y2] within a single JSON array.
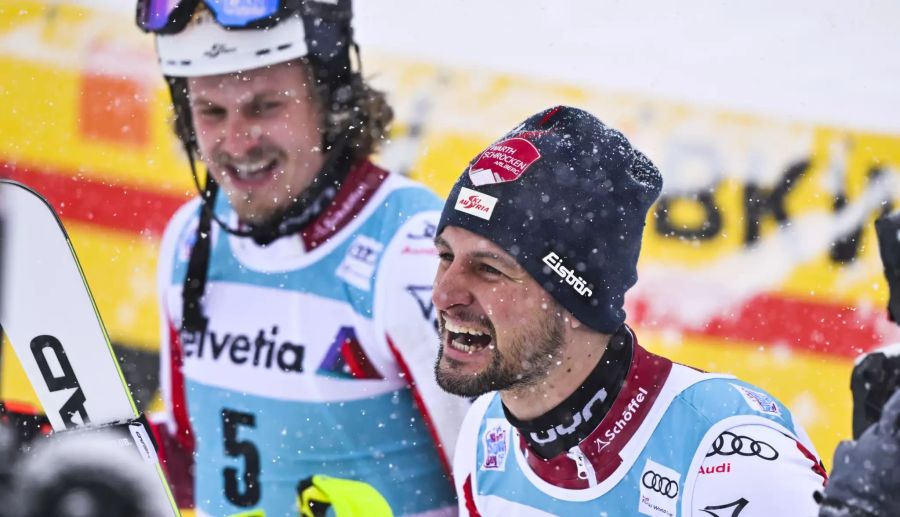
[[210, 145, 291, 223], [434, 308, 566, 398]]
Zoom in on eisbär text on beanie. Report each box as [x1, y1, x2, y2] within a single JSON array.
[[436, 106, 662, 333]]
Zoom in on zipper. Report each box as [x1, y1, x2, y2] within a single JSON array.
[[566, 444, 598, 488]]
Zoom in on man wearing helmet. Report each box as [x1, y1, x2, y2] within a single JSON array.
[[136, 1, 468, 515]]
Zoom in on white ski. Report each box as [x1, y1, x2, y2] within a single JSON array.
[[0, 179, 180, 515]]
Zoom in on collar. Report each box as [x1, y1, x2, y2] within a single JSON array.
[[503, 325, 632, 459], [300, 160, 389, 251], [519, 331, 673, 489]]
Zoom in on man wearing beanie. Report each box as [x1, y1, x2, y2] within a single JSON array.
[[432, 106, 827, 515]]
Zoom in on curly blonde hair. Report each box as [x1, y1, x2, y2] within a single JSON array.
[[306, 60, 394, 161]]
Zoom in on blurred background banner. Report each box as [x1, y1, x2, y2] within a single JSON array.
[[1, 0, 899, 468]]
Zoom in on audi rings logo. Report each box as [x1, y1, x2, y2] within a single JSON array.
[[641, 470, 679, 498], [706, 431, 779, 460]]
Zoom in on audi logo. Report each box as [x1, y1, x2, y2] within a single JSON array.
[[706, 431, 779, 461], [642, 470, 679, 498]]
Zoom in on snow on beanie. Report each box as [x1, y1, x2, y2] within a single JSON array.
[[436, 106, 663, 333]]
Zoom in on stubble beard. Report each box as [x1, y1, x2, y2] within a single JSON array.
[[435, 310, 566, 398], [210, 145, 294, 225]]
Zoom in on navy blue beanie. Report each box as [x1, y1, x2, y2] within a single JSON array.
[[436, 106, 663, 333]]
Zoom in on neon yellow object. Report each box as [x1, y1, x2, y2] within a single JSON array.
[[297, 475, 393, 517], [227, 511, 265, 517]]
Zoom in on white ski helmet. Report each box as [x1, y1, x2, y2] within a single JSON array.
[[139, 0, 355, 84], [156, 8, 311, 78]]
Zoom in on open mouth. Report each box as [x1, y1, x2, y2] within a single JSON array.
[[224, 158, 279, 186], [444, 318, 494, 354]]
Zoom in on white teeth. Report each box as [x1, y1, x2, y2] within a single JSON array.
[[449, 340, 477, 353], [232, 159, 274, 179], [444, 320, 486, 336]]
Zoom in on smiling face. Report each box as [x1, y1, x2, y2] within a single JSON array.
[[188, 60, 325, 225], [432, 226, 567, 398]]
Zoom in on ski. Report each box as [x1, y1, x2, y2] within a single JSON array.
[[0, 179, 179, 515]]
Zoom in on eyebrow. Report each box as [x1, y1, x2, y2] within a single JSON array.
[[434, 235, 522, 272], [190, 96, 219, 108], [192, 91, 285, 108], [471, 250, 521, 271]]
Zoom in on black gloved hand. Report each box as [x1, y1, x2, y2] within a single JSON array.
[[851, 349, 900, 439], [819, 389, 900, 517], [875, 211, 900, 324]]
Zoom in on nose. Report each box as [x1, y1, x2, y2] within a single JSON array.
[[217, 113, 260, 158], [433, 261, 474, 312]]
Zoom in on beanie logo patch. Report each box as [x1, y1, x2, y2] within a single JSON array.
[[543, 252, 593, 298], [454, 187, 498, 221], [469, 138, 541, 186]]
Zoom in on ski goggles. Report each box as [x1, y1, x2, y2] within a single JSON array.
[[136, 0, 305, 34]]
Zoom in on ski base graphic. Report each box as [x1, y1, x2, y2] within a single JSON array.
[[0, 179, 179, 515]]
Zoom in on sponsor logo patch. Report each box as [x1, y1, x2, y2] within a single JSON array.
[[406, 220, 437, 240], [454, 187, 498, 221], [481, 418, 510, 471], [468, 137, 541, 186], [402, 220, 438, 254], [336, 235, 383, 291], [732, 384, 781, 416], [639, 458, 680, 517]]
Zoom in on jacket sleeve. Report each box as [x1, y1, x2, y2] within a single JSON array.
[[373, 209, 471, 475], [150, 200, 200, 509], [819, 388, 900, 517], [690, 424, 826, 516]]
